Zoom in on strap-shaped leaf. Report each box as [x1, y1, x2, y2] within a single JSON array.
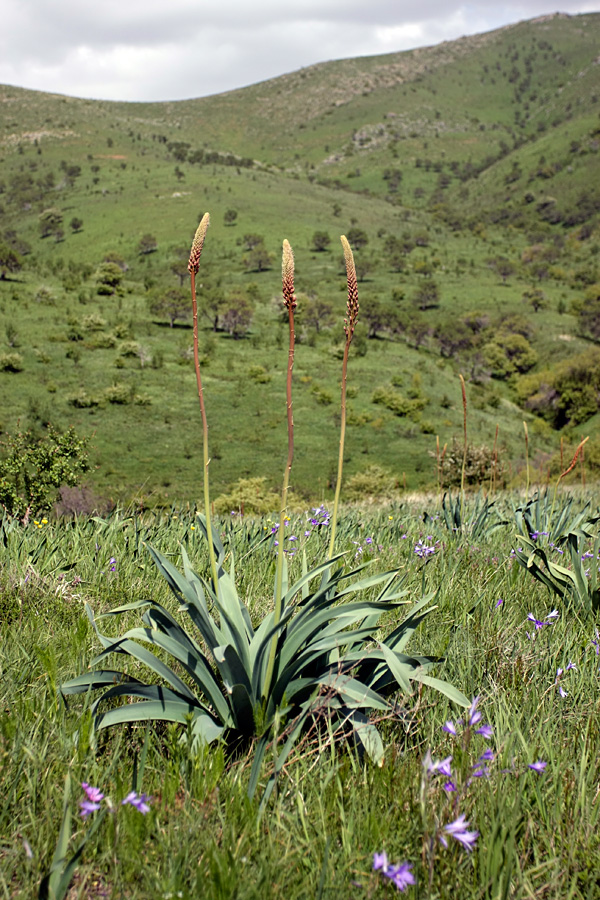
[[213, 567, 253, 666], [95, 698, 204, 730], [191, 713, 225, 745], [194, 512, 226, 565], [282, 599, 405, 672], [91, 636, 197, 701], [283, 553, 346, 608], [346, 709, 385, 766], [228, 683, 255, 732], [213, 643, 253, 697], [376, 642, 415, 694], [61, 669, 141, 695], [316, 672, 390, 712], [90, 682, 207, 717], [411, 671, 470, 706]]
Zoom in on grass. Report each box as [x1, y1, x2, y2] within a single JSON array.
[[1, 496, 599, 898]]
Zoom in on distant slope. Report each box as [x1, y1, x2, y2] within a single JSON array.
[[1, 12, 599, 506]]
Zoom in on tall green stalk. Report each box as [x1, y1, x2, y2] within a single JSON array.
[[188, 214, 219, 596], [523, 420, 530, 504], [327, 236, 360, 560], [263, 240, 296, 703], [459, 374, 467, 527]]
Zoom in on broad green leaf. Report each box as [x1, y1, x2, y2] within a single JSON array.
[[347, 710, 385, 766], [91, 637, 196, 701], [411, 671, 470, 707]]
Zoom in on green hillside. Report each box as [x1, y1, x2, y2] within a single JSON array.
[[1, 11, 600, 509]]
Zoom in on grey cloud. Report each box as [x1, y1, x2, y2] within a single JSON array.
[[0, 0, 597, 101]]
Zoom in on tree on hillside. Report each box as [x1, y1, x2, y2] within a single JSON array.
[[302, 296, 335, 333], [70, 217, 83, 233], [149, 289, 190, 327], [0, 244, 23, 280], [522, 288, 548, 313], [242, 233, 264, 251], [95, 262, 124, 295], [138, 234, 158, 255], [0, 426, 89, 522], [311, 231, 331, 252], [170, 259, 189, 287], [488, 255, 516, 284], [576, 284, 600, 342], [345, 228, 369, 251], [243, 241, 273, 273], [361, 297, 388, 339], [413, 279, 441, 310], [224, 209, 238, 226], [39, 208, 63, 239], [221, 291, 253, 339]]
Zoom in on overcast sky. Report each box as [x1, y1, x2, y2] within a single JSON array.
[[1, 1, 598, 103]]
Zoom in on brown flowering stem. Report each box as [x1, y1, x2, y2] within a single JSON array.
[[188, 214, 219, 596], [551, 435, 589, 525], [328, 236, 359, 560], [263, 240, 296, 704]]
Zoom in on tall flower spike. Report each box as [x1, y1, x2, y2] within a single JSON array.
[[188, 213, 210, 274], [282, 239, 297, 310], [341, 235, 359, 339]]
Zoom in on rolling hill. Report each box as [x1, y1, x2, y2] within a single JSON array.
[[1, 11, 599, 510]]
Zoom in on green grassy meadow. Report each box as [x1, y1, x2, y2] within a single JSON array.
[[1, 497, 600, 898], [1, 23, 600, 894]]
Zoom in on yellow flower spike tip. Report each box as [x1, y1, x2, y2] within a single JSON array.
[[187, 213, 210, 275], [281, 239, 297, 311]]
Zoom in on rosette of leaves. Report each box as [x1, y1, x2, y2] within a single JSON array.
[[512, 496, 600, 611], [63, 519, 468, 801]]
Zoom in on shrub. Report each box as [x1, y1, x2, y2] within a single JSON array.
[[0, 352, 23, 373], [248, 365, 271, 384], [103, 382, 132, 404], [68, 390, 100, 408], [345, 465, 397, 501], [0, 425, 89, 519], [372, 385, 427, 417], [213, 476, 283, 515], [433, 437, 505, 487]]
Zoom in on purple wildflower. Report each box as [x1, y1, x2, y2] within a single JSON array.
[[527, 613, 545, 630], [80, 783, 103, 817], [442, 720, 457, 736], [467, 697, 482, 727], [121, 791, 152, 814], [82, 783, 104, 803], [475, 723, 493, 739], [494, 597, 504, 608], [443, 781, 457, 792], [424, 752, 453, 777], [373, 854, 414, 892], [591, 630, 600, 655], [442, 815, 479, 852], [479, 748, 495, 762], [80, 800, 101, 818], [373, 851, 389, 872], [528, 760, 547, 773], [388, 862, 415, 892]]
